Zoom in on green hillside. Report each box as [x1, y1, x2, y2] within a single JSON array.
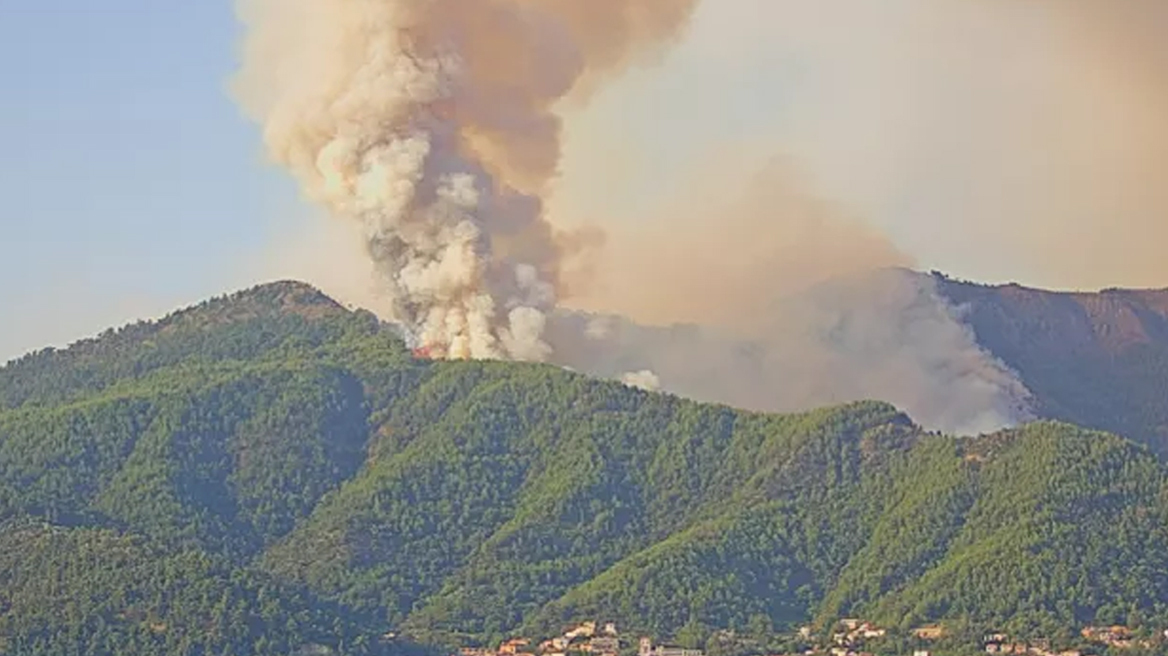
[[3, 281, 1168, 655]]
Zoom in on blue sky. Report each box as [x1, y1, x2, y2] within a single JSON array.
[[0, 1, 305, 361]]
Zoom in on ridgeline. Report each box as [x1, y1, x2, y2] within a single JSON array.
[[2, 281, 1168, 655]]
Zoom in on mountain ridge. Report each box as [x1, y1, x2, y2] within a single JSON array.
[[934, 273, 1168, 454], [3, 278, 1168, 654]]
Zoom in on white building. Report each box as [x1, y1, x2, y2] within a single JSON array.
[[639, 638, 703, 656], [567, 623, 597, 640]]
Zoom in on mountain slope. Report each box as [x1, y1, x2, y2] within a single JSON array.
[[0, 520, 382, 656], [937, 275, 1168, 454], [3, 281, 1168, 654]]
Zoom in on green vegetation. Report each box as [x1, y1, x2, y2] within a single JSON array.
[[0, 520, 386, 656], [3, 280, 1168, 655]]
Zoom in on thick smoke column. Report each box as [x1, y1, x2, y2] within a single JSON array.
[[234, 0, 695, 360]]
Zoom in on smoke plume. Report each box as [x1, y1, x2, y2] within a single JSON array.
[[553, 270, 1034, 435], [620, 370, 662, 392], [235, 0, 1041, 434], [234, 0, 695, 361], [547, 162, 1033, 434]]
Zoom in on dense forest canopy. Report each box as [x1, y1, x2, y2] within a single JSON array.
[[3, 280, 1168, 655]]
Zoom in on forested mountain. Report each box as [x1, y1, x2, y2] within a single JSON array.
[[3, 281, 1168, 655], [935, 275, 1168, 455]]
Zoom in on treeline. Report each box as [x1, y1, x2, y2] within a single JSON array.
[[0, 520, 408, 656]]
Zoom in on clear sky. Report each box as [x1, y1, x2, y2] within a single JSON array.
[[0, 1, 306, 362], [4, 0, 1168, 363]]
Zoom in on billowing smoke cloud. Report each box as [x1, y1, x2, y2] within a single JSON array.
[[234, 0, 695, 361], [548, 163, 1033, 434], [235, 0, 1041, 434], [551, 270, 1034, 435]]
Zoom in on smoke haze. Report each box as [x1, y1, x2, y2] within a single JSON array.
[[548, 269, 1034, 435], [563, 158, 911, 333], [235, 0, 1168, 434], [545, 162, 1033, 434], [552, 0, 1168, 292]]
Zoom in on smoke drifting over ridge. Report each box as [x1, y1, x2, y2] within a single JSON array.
[[235, 0, 1040, 434], [234, 0, 696, 361], [563, 159, 912, 333], [548, 270, 1034, 436], [546, 163, 1033, 434]]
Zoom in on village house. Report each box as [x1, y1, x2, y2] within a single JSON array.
[[567, 623, 598, 640], [588, 637, 620, 655], [830, 620, 887, 648], [912, 625, 945, 641], [984, 634, 1009, 645], [639, 637, 704, 656], [500, 638, 533, 656], [540, 638, 571, 653], [1080, 625, 1134, 649]]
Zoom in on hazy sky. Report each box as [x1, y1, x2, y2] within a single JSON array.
[[551, 0, 1168, 297], [4, 0, 1168, 363]]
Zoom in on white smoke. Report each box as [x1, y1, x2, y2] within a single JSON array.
[[234, 0, 695, 361], [620, 370, 662, 392], [550, 270, 1032, 435]]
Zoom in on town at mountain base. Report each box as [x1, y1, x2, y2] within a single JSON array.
[[451, 618, 1167, 656], [2, 280, 1168, 656]]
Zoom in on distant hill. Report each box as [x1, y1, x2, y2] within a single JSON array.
[[935, 274, 1168, 455], [3, 281, 1168, 655]]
